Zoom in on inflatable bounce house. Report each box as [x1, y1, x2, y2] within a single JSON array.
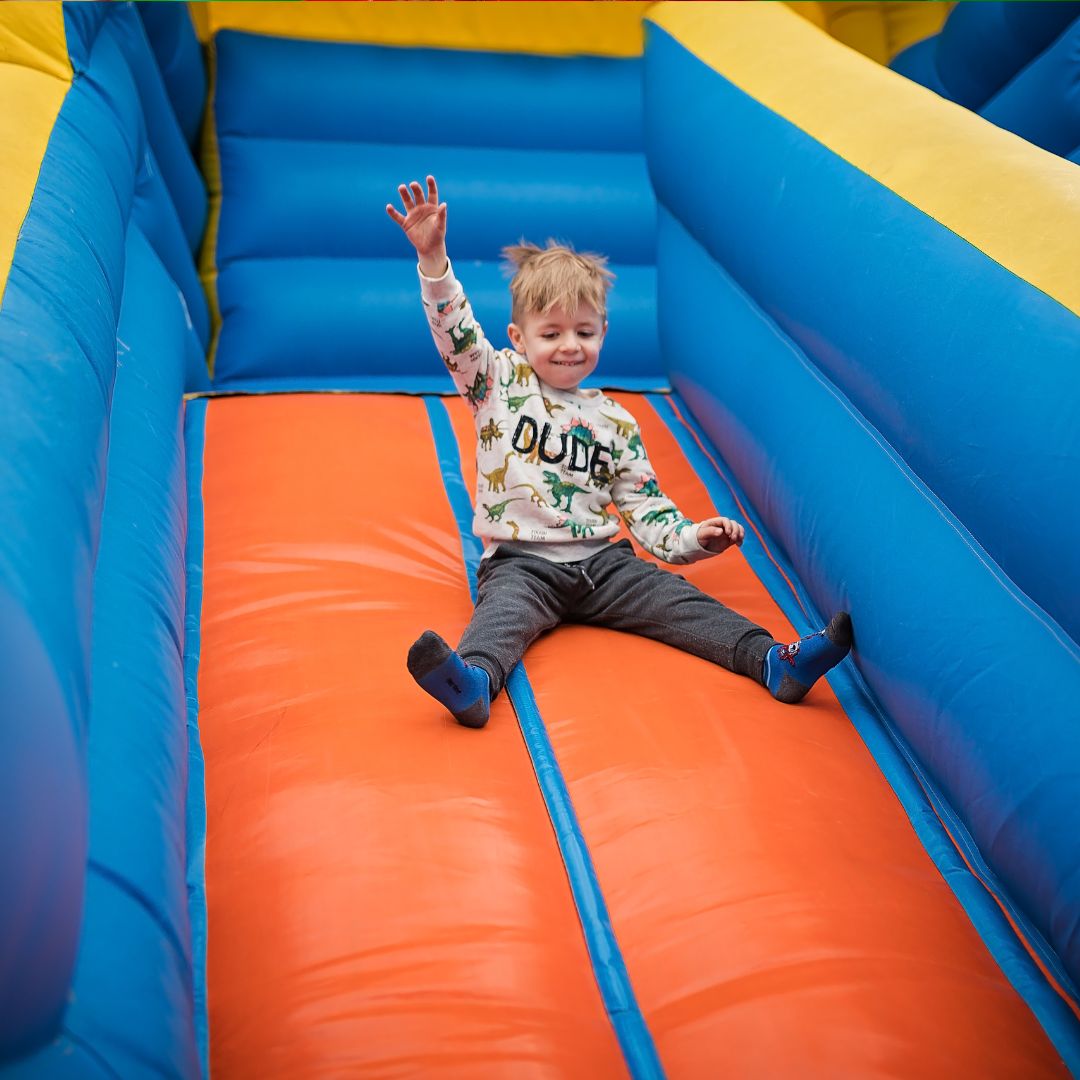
[[3, 2, 1079, 1076]]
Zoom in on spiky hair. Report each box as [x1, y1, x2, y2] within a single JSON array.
[[503, 239, 615, 324]]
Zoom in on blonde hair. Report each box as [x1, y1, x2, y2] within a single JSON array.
[[503, 240, 615, 325]]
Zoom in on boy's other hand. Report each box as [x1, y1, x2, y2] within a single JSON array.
[[696, 516, 745, 554], [386, 174, 448, 277]]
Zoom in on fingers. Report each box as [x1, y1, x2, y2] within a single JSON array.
[[699, 526, 728, 553], [392, 178, 440, 224], [698, 517, 744, 551], [724, 519, 744, 544]]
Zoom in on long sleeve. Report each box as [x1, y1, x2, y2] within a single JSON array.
[[418, 261, 506, 412], [608, 426, 712, 565]]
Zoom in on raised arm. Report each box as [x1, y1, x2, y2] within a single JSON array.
[[386, 175, 502, 407]]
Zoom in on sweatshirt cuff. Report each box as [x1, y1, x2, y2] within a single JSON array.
[[680, 521, 712, 562], [418, 259, 460, 304]]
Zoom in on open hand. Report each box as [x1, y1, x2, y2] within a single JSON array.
[[696, 516, 745, 554], [386, 175, 447, 269]]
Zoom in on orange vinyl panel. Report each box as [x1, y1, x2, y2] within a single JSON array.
[[446, 393, 1066, 1078], [196, 394, 626, 1078]]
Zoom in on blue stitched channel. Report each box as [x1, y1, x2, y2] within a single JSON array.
[[423, 394, 666, 1080], [182, 398, 210, 1079], [651, 392, 1080, 1072]]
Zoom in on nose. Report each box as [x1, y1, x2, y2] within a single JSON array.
[[560, 334, 581, 352]]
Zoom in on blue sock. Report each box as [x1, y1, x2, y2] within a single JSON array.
[[407, 630, 491, 728], [763, 612, 852, 704]]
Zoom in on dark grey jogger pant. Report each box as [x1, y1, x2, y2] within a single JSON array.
[[458, 540, 775, 697]]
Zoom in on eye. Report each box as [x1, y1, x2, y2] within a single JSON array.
[[542, 332, 559, 339], [578, 331, 595, 338]]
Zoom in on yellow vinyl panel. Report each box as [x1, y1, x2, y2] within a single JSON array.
[[0, 0, 71, 78], [787, 2, 951, 63], [187, 1, 653, 57], [0, 2, 72, 303], [650, 1, 1080, 317]]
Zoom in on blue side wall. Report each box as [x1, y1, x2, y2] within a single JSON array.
[[645, 21, 1080, 1002], [0, 3, 205, 1072], [0, 6, 129, 1054], [647, 26, 1080, 648], [210, 32, 659, 389]]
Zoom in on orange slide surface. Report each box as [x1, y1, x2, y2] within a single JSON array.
[[197, 394, 625, 1077], [196, 392, 1065, 1077]]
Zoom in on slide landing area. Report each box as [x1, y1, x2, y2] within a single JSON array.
[[189, 391, 1065, 1078]]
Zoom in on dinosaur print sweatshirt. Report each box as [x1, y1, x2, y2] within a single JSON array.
[[419, 263, 710, 565]]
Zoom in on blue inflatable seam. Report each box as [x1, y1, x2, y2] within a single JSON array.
[[422, 394, 666, 1080], [7, 263, 113, 412], [216, 131, 645, 152], [201, 376, 670, 396], [57, 1026, 122, 1080], [85, 858, 190, 973], [182, 398, 210, 1080]]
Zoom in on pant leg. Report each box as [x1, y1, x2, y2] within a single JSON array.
[[570, 541, 774, 682], [457, 550, 579, 697]]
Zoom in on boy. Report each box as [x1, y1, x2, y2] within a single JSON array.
[[387, 176, 852, 729]]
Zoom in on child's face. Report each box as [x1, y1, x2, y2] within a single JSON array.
[[507, 303, 607, 391]]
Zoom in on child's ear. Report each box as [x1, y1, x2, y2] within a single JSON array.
[[507, 322, 526, 354]]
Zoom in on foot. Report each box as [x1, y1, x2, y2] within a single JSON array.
[[763, 612, 852, 704], [407, 630, 491, 728]]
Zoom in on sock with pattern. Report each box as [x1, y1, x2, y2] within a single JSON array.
[[763, 612, 852, 704], [407, 630, 491, 729]]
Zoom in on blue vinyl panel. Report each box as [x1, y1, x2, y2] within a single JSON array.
[[888, 36, 947, 96], [931, 1, 1080, 109], [136, 0, 206, 149], [0, 589, 85, 1062], [132, 147, 210, 348], [60, 2, 109, 71], [216, 137, 656, 267], [213, 258, 658, 387], [214, 30, 643, 151], [69, 224, 197, 1076], [103, 4, 206, 252], [980, 16, 1080, 156]]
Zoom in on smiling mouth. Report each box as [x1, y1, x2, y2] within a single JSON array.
[[552, 359, 584, 366]]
